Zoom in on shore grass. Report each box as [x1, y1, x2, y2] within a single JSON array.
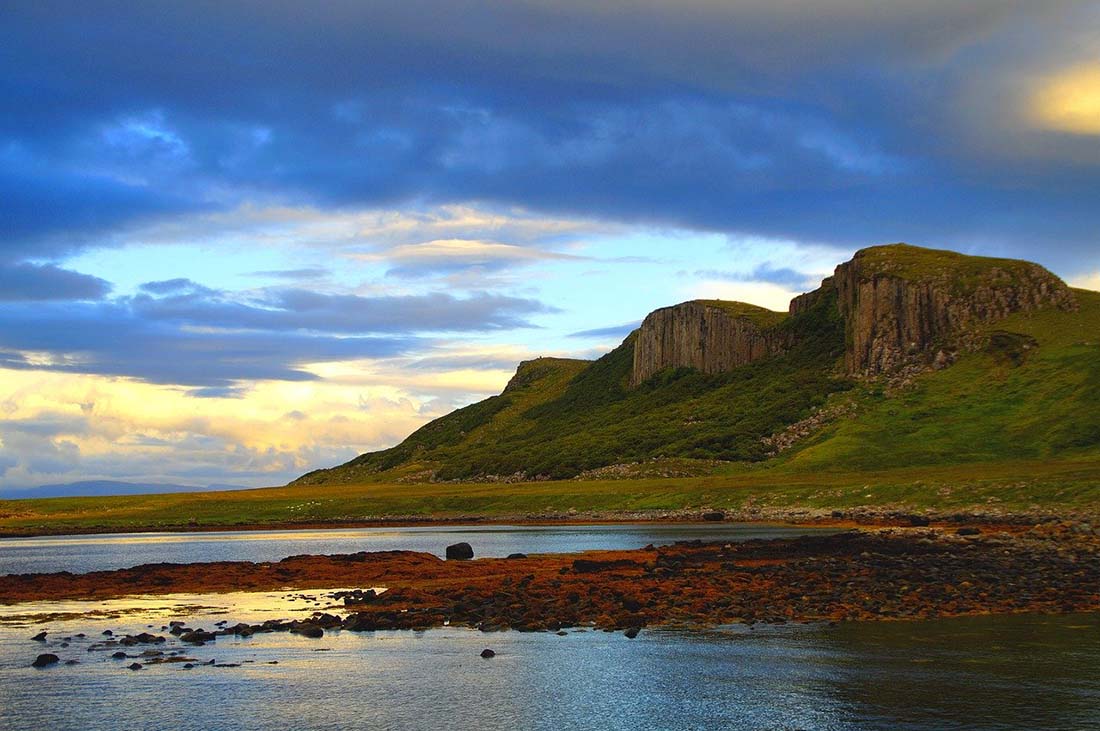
[[3, 457, 1099, 535]]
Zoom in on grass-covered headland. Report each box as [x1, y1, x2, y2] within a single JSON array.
[[3, 246, 1099, 536]]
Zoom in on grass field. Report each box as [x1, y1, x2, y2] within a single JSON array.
[[3, 456, 1099, 535]]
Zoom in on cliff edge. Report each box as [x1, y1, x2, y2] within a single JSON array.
[[628, 243, 1076, 385]]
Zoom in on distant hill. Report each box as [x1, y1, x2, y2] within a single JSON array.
[[295, 243, 1100, 486], [0, 480, 244, 500]]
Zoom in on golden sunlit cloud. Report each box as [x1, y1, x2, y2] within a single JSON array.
[[1028, 63, 1100, 135], [0, 341, 549, 488], [1070, 272, 1100, 292]]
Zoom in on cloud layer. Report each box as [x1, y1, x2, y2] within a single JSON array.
[[2, 2, 1100, 491]]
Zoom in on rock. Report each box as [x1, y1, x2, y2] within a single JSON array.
[[128, 663, 143, 671], [293, 624, 324, 639], [957, 527, 982, 536], [631, 301, 791, 386], [31, 653, 59, 668], [180, 630, 217, 644], [102, 630, 113, 636], [446, 542, 474, 560], [572, 558, 636, 573], [31, 631, 47, 641], [702, 511, 725, 522], [480, 648, 496, 658], [624, 627, 641, 639], [112, 651, 128, 659], [832, 245, 1075, 375], [908, 515, 931, 527], [506, 553, 528, 559]]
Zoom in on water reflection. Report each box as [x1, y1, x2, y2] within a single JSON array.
[[0, 596, 1096, 731], [0, 523, 832, 574]]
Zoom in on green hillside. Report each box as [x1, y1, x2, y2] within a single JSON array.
[[295, 250, 1100, 488], [783, 288, 1100, 472]]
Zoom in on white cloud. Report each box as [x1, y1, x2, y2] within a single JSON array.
[[1070, 272, 1100, 291]]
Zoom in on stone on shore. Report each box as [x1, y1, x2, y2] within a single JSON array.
[[446, 542, 474, 560]]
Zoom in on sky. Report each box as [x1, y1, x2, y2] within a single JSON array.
[[1, 1, 1099, 493]]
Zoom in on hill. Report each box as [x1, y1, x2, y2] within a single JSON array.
[[294, 244, 1099, 486]]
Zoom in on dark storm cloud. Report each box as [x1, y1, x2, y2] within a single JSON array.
[[2, 1, 1099, 270], [0, 288, 550, 388]]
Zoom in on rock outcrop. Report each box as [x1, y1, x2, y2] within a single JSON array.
[[630, 300, 790, 386], [629, 243, 1077, 385], [830, 244, 1077, 374]]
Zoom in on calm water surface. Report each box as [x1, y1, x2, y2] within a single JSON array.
[[0, 522, 831, 574], [1, 525, 1097, 730], [0, 597, 1097, 731]]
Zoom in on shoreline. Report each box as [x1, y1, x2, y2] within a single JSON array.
[[3, 524, 1098, 630], [0, 505, 1088, 539]]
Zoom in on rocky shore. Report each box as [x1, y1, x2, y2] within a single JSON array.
[[4, 523, 1099, 632]]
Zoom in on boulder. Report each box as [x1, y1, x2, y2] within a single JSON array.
[[293, 624, 324, 639], [446, 542, 474, 560], [31, 653, 59, 668], [180, 630, 217, 644], [702, 511, 725, 522]]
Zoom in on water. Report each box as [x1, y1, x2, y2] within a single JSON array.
[[1, 525, 1098, 730], [0, 522, 832, 575], [0, 598, 1097, 731]]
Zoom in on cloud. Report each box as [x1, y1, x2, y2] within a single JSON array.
[[0, 263, 111, 301], [567, 322, 641, 340], [687, 280, 801, 313], [1027, 63, 1100, 135], [246, 268, 330, 280], [1070, 272, 1100, 291], [372, 239, 587, 278], [0, 283, 551, 388], [694, 263, 817, 290], [3, 2, 1099, 271], [139, 278, 212, 295], [134, 287, 554, 334]]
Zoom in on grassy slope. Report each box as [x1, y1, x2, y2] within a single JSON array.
[[781, 288, 1100, 472], [3, 458, 1098, 534], [298, 289, 849, 482], [851, 243, 1059, 292]]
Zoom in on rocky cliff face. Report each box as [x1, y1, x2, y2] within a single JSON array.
[[630, 300, 790, 386], [629, 244, 1077, 385], [831, 244, 1077, 374]]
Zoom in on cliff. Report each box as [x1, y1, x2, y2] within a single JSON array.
[[830, 244, 1077, 374], [630, 300, 790, 386], [629, 244, 1077, 384]]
